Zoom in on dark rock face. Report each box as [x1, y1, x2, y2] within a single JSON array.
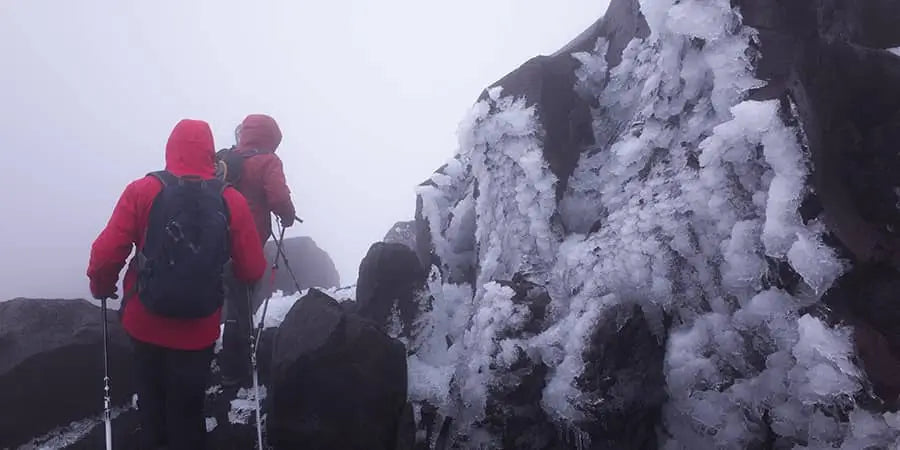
[[480, 0, 649, 201], [739, 0, 900, 409], [413, 194, 437, 272], [574, 303, 667, 449], [823, 263, 900, 410], [741, 0, 900, 267], [0, 299, 134, 449], [268, 289, 410, 450], [257, 236, 340, 308], [356, 242, 428, 338]]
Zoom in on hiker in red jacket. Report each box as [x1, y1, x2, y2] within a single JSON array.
[[232, 113, 297, 242], [220, 113, 298, 386], [87, 119, 266, 450]]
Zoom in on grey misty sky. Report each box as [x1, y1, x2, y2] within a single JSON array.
[[0, 0, 609, 300]]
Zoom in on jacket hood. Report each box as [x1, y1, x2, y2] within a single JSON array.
[[165, 119, 216, 177], [236, 114, 282, 154]]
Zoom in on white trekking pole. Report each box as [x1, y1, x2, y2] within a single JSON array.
[[248, 283, 265, 450], [100, 296, 114, 450]]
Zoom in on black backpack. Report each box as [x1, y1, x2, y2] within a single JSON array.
[[136, 171, 232, 319], [215, 147, 260, 184]]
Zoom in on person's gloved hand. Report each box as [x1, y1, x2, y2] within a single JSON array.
[[280, 214, 295, 228], [92, 285, 119, 300]]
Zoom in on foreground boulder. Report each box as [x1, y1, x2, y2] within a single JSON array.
[[355, 242, 428, 338], [0, 298, 134, 449], [268, 289, 410, 449]]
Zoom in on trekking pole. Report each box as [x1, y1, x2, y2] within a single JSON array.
[[247, 220, 288, 450], [247, 283, 265, 450], [245, 217, 306, 448], [254, 224, 284, 350], [100, 297, 113, 450], [269, 222, 304, 295]]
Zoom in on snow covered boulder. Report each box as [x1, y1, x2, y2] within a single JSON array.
[[258, 236, 340, 307], [268, 288, 410, 450], [0, 298, 134, 449], [356, 242, 428, 338], [384, 220, 418, 252]]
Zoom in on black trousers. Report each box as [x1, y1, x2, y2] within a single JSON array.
[[220, 270, 254, 385], [132, 338, 215, 450]]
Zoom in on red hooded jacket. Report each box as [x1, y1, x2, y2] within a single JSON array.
[[233, 114, 296, 243], [87, 119, 267, 350]]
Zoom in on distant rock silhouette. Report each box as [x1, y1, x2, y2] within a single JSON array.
[[255, 236, 340, 310]]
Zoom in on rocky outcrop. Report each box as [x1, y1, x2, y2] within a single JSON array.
[[268, 289, 411, 450], [355, 242, 428, 338], [740, 0, 900, 269], [740, 0, 900, 415], [479, 0, 649, 201], [822, 263, 900, 410], [404, 0, 900, 448], [0, 299, 134, 449], [384, 221, 418, 252]]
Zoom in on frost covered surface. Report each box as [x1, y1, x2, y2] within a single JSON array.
[[205, 417, 218, 433], [253, 286, 355, 330], [228, 386, 267, 425], [23, 404, 134, 450], [404, 0, 893, 447]]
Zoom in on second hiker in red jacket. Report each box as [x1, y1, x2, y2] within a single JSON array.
[[87, 119, 266, 450], [220, 113, 298, 386], [232, 113, 297, 242]]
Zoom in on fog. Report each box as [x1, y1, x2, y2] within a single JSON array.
[[0, 0, 608, 300]]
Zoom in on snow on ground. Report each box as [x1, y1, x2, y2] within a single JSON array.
[[22, 402, 135, 450], [228, 386, 267, 426], [205, 417, 218, 433], [253, 286, 355, 330]]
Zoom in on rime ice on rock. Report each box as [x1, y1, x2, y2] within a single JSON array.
[[405, 0, 892, 447]]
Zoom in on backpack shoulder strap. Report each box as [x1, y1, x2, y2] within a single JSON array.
[[203, 177, 229, 196], [242, 148, 261, 158], [147, 170, 178, 187], [203, 178, 232, 224]]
